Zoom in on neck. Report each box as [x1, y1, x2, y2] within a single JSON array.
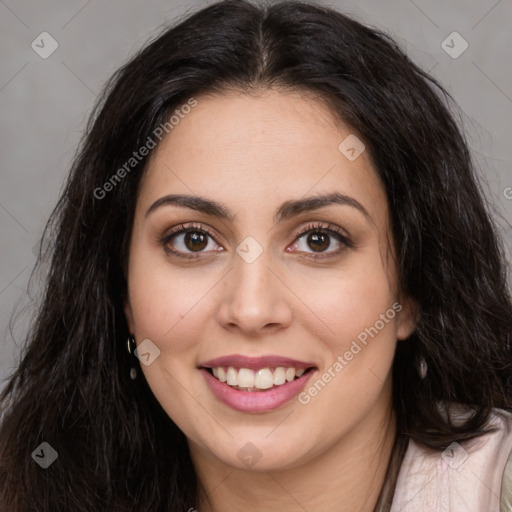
[[190, 385, 398, 512]]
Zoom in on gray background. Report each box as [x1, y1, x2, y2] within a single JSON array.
[[1, 0, 511, 386]]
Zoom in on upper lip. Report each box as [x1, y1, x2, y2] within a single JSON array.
[[199, 355, 317, 370]]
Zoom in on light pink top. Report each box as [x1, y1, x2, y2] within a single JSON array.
[[391, 408, 512, 511]]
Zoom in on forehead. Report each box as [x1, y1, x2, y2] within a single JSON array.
[[138, 89, 386, 221]]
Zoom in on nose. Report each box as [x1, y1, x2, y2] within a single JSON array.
[[216, 251, 293, 336]]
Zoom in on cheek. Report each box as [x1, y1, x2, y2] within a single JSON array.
[[127, 238, 218, 346], [286, 264, 398, 457], [129, 274, 210, 357], [294, 251, 398, 419], [299, 251, 396, 357], [297, 274, 398, 436], [126, 256, 215, 435]]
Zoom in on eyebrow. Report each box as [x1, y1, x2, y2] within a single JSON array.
[[145, 192, 372, 224]]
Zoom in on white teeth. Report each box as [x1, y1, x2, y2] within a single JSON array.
[[273, 367, 286, 385], [254, 368, 274, 389], [226, 367, 238, 385], [238, 368, 255, 388], [210, 366, 309, 390]]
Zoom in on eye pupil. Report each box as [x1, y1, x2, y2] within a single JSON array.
[[185, 231, 208, 251], [308, 232, 329, 252]]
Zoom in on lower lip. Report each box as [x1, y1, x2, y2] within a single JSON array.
[[200, 368, 316, 413]]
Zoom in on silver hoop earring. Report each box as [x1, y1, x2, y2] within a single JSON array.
[[127, 335, 138, 380]]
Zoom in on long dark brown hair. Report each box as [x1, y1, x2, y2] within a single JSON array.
[[1, 1, 511, 510]]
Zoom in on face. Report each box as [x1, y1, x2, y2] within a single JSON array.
[[124, 89, 416, 472]]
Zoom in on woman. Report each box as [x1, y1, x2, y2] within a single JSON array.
[[1, 1, 511, 510]]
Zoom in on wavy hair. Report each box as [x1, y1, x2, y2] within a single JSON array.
[[1, 0, 511, 510]]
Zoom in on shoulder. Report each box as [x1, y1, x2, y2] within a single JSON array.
[[391, 406, 512, 512], [488, 408, 512, 511], [502, 438, 512, 512]]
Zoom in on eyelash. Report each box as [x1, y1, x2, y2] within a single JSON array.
[[159, 222, 353, 261]]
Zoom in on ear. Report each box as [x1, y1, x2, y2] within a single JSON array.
[[124, 296, 135, 335], [395, 296, 418, 340]]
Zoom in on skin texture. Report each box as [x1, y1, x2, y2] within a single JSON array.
[[124, 89, 417, 512]]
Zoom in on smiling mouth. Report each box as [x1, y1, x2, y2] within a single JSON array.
[[202, 366, 316, 392]]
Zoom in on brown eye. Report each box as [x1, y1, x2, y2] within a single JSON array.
[[307, 232, 330, 252], [289, 222, 353, 258], [184, 231, 209, 251], [160, 223, 222, 259]]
